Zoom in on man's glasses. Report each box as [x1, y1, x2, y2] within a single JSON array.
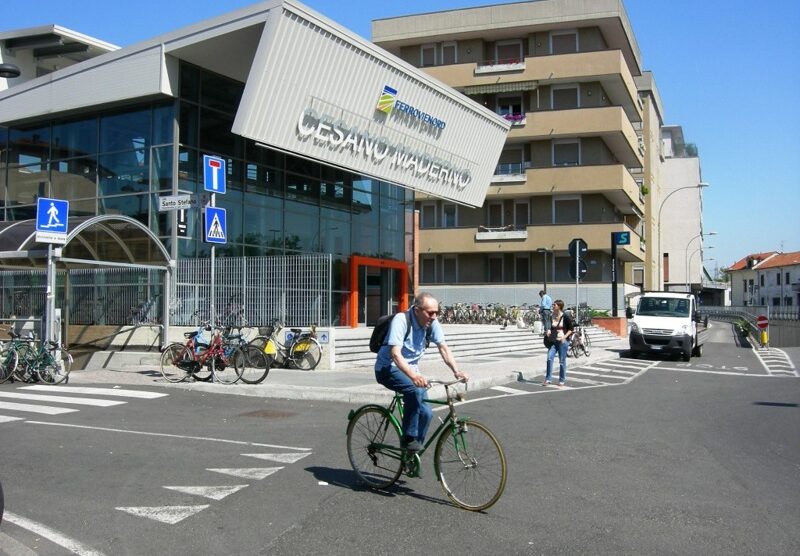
[[417, 307, 439, 317]]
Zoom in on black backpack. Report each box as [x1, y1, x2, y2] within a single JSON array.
[[369, 310, 432, 353]]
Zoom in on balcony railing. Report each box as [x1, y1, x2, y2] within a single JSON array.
[[494, 162, 534, 176], [499, 112, 527, 126], [475, 224, 528, 241], [475, 57, 526, 74]]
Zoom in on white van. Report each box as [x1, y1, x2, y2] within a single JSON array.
[[625, 292, 708, 361]]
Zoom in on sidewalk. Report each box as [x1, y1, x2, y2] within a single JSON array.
[[68, 338, 629, 404]]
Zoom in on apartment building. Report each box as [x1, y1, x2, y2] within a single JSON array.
[[373, 0, 651, 309], [728, 251, 800, 308]]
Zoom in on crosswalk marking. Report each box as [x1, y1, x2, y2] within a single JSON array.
[[0, 402, 78, 415], [163, 485, 248, 500], [0, 392, 126, 407], [490, 385, 529, 394], [20, 385, 168, 399], [0, 415, 24, 423]]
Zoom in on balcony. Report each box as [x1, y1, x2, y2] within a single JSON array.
[[475, 225, 528, 241], [487, 163, 644, 215], [421, 50, 641, 121], [419, 222, 643, 261], [475, 58, 526, 74], [507, 106, 643, 168]]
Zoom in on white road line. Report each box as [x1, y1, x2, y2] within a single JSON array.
[[490, 385, 530, 394], [568, 370, 601, 377], [577, 365, 634, 376], [651, 367, 772, 377], [0, 415, 25, 423], [25, 421, 313, 450], [0, 392, 126, 407], [0, 402, 78, 415], [208, 467, 283, 480], [241, 453, 311, 463], [3, 511, 107, 556], [163, 485, 248, 500], [115, 505, 209, 525], [20, 385, 168, 399]]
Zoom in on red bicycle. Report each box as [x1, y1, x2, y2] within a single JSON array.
[[160, 323, 243, 384]]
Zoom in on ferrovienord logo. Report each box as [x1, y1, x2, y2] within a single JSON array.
[[376, 85, 397, 114]]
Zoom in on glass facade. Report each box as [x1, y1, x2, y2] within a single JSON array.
[[0, 62, 414, 326]]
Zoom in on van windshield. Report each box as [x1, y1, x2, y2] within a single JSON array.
[[636, 297, 690, 317]]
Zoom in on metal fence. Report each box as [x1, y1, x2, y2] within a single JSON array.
[[173, 254, 332, 327], [0, 254, 333, 328], [701, 305, 800, 326]]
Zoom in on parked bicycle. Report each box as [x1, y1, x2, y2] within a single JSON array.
[[569, 325, 592, 358], [248, 321, 322, 372], [0, 330, 72, 384], [346, 378, 507, 511], [220, 324, 270, 385], [160, 321, 243, 384]]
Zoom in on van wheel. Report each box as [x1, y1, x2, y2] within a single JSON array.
[[692, 343, 703, 357]]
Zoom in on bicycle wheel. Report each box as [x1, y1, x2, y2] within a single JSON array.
[[160, 343, 191, 383], [236, 345, 270, 384], [0, 347, 19, 384], [434, 419, 507, 511], [290, 336, 322, 370], [191, 345, 213, 382], [12, 344, 36, 383], [346, 406, 404, 489], [581, 333, 591, 356], [38, 349, 72, 384], [212, 349, 243, 384]]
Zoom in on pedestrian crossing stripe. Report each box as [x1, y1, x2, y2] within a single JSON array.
[[20, 385, 169, 398]]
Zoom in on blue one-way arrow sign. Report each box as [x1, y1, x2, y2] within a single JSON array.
[[204, 207, 227, 244]]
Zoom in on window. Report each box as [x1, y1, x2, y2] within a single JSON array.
[[421, 256, 436, 283], [785, 297, 793, 306], [442, 42, 457, 65], [553, 140, 580, 166], [742, 279, 747, 294], [515, 254, 530, 282], [552, 85, 579, 110], [421, 44, 436, 67], [488, 256, 503, 282], [550, 31, 578, 55], [772, 297, 780, 307], [553, 195, 581, 224], [514, 200, 529, 227], [497, 95, 523, 120], [633, 267, 644, 287], [495, 40, 522, 64], [443, 256, 457, 283], [442, 203, 457, 227], [420, 203, 436, 228], [487, 202, 503, 227], [760, 275, 765, 287], [786, 272, 791, 285]]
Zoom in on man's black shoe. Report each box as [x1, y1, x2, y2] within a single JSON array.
[[401, 437, 423, 453]]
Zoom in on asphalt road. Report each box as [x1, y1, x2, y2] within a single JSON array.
[[1, 321, 798, 555]]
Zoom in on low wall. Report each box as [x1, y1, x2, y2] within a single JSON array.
[[766, 320, 800, 348], [591, 316, 627, 338]]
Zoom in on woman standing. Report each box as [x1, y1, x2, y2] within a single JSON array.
[[543, 299, 574, 386]]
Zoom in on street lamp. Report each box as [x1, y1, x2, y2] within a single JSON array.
[[684, 231, 717, 291], [536, 247, 552, 292], [686, 245, 714, 291], [656, 181, 710, 289], [0, 63, 21, 78]]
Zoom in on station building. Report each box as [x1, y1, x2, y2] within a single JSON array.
[[0, 0, 508, 333]]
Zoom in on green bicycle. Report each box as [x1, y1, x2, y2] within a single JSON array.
[[2, 330, 72, 384], [346, 378, 507, 511]]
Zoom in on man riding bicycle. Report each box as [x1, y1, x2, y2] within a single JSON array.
[[374, 292, 468, 453]]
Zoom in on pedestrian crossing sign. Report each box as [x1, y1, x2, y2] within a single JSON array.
[[204, 207, 227, 244]]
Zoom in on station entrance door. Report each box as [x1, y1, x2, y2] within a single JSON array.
[[348, 256, 409, 327]]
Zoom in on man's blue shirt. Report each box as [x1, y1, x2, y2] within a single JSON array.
[[374, 310, 444, 371], [540, 294, 553, 310]]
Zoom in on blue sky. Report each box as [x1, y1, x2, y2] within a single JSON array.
[[3, 0, 799, 270]]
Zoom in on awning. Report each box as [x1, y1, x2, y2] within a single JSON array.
[[461, 80, 539, 95], [0, 215, 173, 270]]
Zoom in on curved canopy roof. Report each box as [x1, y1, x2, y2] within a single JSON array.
[[0, 215, 172, 270]]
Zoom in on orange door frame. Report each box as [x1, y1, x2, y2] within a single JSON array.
[[348, 255, 409, 328]]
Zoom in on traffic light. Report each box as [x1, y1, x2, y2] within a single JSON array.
[[568, 238, 588, 280]]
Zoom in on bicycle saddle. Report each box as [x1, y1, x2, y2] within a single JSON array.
[[184, 331, 199, 339]]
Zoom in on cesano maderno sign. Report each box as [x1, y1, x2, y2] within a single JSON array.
[[233, 0, 508, 208]]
